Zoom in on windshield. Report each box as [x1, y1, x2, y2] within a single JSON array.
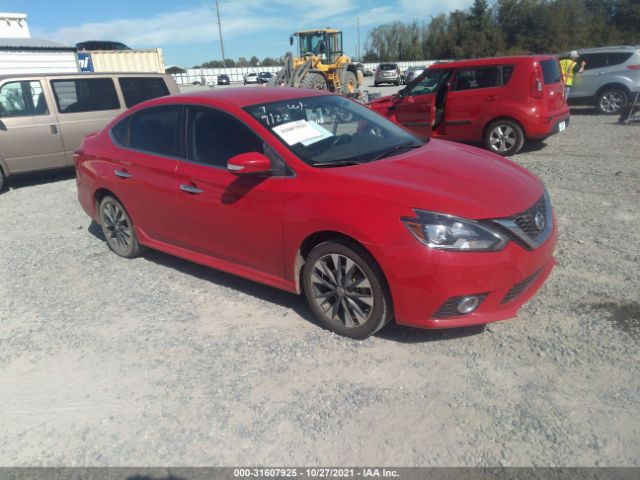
[[298, 33, 326, 56], [244, 95, 424, 167], [407, 69, 450, 94]]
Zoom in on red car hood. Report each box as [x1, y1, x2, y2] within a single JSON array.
[[323, 139, 544, 219]]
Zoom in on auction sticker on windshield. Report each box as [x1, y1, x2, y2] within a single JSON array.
[[273, 120, 333, 146]]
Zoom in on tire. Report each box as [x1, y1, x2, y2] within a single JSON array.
[[300, 73, 328, 90], [373, 82, 379, 87], [0, 168, 4, 192], [596, 87, 628, 115], [302, 240, 393, 339], [484, 119, 525, 156], [395, 81, 400, 86], [98, 195, 145, 258], [339, 70, 358, 94]]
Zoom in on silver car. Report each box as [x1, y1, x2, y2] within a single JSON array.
[[374, 63, 400, 86], [404, 66, 427, 84], [569, 46, 640, 114]]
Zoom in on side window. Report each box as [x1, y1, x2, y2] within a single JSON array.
[[118, 77, 170, 108], [51, 78, 120, 113], [110, 115, 132, 147], [408, 70, 450, 96], [187, 107, 263, 168], [502, 66, 514, 85], [129, 106, 181, 157], [454, 67, 501, 91], [607, 52, 633, 67], [0, 80, 49, 117], [581, 53, 607, 70]]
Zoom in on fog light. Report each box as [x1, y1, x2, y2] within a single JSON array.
[[457, 296, 480, 314]]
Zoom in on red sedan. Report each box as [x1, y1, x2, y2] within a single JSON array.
[[75, 88, 557, 338]]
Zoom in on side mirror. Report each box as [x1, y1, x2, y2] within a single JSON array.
[[289, 36, 294, 46], [227, 152, 272, 176]]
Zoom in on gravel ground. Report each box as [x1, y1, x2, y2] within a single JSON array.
[[0, 78, 639, 466]]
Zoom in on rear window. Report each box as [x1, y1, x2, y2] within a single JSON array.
[[540, 59, 561, 84], [51, 78, 120, 113], [118, 77, 170, 108], [607, 52, 634, 66], [380, 64, 397, 70]]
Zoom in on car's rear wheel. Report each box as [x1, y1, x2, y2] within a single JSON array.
[[596, 87, 627, 114], [303, 240, 392, 339], [484, 120, 525, 156], [98, 195, 145, 258]]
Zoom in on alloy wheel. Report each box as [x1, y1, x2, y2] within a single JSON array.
[[102, 201, 133, 254], [310, 253, 374, 328], [599, 91, 624, 114], [489, 125, 516, 153]]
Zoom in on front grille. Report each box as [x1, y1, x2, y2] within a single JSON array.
[[501, 269, 542, 304], [433, 293, 488, 319], [513, 195, 547, 241], [492, 193, 552, 250]]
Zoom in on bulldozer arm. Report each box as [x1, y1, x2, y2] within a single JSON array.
[[273, 53, 313, 88]]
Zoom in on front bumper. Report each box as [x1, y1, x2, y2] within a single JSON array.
[[369, 218, 557, 329]]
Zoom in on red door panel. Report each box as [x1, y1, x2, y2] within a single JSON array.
[[172, 162, 286, 278], [391, 94, 435, 139]]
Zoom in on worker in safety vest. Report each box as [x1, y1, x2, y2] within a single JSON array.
[[560, 50, 586, 103]]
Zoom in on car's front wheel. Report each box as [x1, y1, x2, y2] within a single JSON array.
[[596, 87, 627, 114], [303, 240, 392, 339], [98, 195, 145, 258], [484, 119, 525, 156]]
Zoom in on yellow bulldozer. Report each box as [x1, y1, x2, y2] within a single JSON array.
[[272, 29, 362, 94]]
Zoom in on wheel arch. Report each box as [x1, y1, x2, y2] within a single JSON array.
[[482, 116, 526, 140], [93, 188, 121, 222], [594, 83, 631, 104], [294, 230, 392, 301]]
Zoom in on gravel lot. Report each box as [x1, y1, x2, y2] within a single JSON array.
[[0, 78, 639, 466]]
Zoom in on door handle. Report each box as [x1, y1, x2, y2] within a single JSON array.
[[50, 124, 59, 135], [114, 169, 132, 179], [180, 184, 203, 194]]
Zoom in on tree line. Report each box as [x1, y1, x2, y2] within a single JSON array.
[[193, 56, 282, 68], [363, 0, 639, 61]]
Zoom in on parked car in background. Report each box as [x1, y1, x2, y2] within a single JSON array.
[[75, 87, 556, 339], [0, 72, 178, 191], [404, 66, 428, 84], [568, 46, 640, 114], [369, 56, 569, 156], [243, 73, 259, 85], [374, 63, 401, 86], [217, 74, 230, 85], [257, 72, 273, 84], [76, 41, 131, 51]]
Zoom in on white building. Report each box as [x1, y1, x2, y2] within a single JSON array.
[[0, 12, 78, 74], [0, 12, 31, 39]]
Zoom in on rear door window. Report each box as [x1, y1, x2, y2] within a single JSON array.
[[51, 78, 120, 113], [606, 52, 633, 66], [453, 67, 501, 91], [540, 59, 562, 84], [118, 77, 170, 108], [128, 105, 181, 158], [0, 80, 49, 117]]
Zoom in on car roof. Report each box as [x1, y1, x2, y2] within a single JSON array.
[[577, 45, 640, 53], [429, 55, 556, 69], [159, 86, 333, 109]]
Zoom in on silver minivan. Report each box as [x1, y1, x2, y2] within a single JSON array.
[[569, 46, 640, 114], [0, 72, 179, 190]]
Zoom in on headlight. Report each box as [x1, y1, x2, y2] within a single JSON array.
[[401, 210, 508, 252]]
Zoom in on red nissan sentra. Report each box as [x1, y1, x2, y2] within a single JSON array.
[[75, 88, 557, 339]]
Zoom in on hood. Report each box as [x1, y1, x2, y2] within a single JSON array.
[[323, 139, 544, 219]]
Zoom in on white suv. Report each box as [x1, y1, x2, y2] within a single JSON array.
[[568, 46, 640, 114]]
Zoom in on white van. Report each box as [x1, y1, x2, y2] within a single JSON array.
[[0, 72, 179, 190]]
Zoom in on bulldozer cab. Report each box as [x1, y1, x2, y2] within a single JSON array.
[[292, 29, 343, 65]]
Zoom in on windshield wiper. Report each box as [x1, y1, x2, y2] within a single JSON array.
[[372, 141, 422, 161], [312, 160, 363, 168]]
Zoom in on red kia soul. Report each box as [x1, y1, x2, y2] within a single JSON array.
[[368, 56, 570, 156]]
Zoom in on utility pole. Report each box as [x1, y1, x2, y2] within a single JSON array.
[[215, 0, 227, 70], [356, 16, 360, 61]]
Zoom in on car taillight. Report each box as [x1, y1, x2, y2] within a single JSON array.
[[627, 65, 640, 70], [530, 71, 543, 99]]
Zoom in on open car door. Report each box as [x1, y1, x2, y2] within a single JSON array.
[[391, 94, 435, 139]]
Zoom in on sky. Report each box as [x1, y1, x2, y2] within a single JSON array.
[[1, 0, 474, 67]]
